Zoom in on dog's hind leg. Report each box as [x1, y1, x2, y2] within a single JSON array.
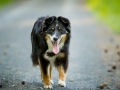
[[38, 59, 43, 82], [42, 65, 53, 89]]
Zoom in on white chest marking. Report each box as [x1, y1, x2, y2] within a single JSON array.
[[44, 34, 66, 66], [44, 54, 56, 66], [44, 52, 64, 66]]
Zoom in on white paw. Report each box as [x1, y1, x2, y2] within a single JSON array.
[[58, 80, 66, 87], [50, 80, 54, 84], [44, 85, 53, 89]]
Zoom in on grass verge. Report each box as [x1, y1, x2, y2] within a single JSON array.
[[86, 0, 120, 33], [0, 0, 14, 9]]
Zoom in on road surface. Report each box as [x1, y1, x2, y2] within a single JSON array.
[[0, 0, 120, 90]]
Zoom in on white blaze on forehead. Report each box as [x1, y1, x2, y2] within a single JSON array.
[[56, 20, 58, 27]]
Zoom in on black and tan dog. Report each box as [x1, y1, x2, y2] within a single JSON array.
[[31, 16, 71, 89]]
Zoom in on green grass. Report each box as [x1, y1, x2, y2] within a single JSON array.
[[0, 0, 14, 9], [86, 0, 120, 33]]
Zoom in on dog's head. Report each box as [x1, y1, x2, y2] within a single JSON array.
[[44, 16, 71, 54]]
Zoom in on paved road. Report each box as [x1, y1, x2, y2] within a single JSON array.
[[0, 0, 120, 90]]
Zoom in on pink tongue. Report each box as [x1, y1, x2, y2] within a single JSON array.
[[53, 42, 59, 54]]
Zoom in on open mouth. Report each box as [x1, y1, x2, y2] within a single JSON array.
[[52, 39, 62, 54]]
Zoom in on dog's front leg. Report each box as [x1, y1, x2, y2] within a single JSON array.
[[42, 71, 52, 89], [38, 60, 52, 89], [57, 65, 67, 87], [50, 65, 54, 84]]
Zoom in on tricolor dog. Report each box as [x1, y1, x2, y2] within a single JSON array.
[[31, 16, 71, 89]]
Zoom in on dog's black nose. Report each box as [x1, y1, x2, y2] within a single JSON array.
[[53, 37, 58, 41]]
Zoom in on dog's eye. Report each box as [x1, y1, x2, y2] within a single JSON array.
[[58, 27, 61, 30], [51, 28, 55, 30]]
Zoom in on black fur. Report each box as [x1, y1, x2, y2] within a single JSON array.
[[31, 16, 71, 75]]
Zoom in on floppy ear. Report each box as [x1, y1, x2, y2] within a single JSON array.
[[42, 16, 56, 32], [45, 16, 56, 25], [58, 16, 71, 33]]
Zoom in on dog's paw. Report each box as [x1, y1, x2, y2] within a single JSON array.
[[58, 80, 66, 87], [50, 80, 54, 85], [44, 84, 53, 89]]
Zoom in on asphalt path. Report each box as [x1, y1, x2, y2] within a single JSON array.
[[0, 0, 120, 90]]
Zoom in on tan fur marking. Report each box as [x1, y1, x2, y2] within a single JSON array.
[[38, 59, 43, 80], [61, 34, 67, 43], [43, 74, 51, 86], [58, 53, 65, 58], [45, 34, 50, 40], [38, 59, 51, 86], [57, 65, 66, 81]]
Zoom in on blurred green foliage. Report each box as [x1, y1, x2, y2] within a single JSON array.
[[86, 0, 120, 33], [0, 0, 14, 9]]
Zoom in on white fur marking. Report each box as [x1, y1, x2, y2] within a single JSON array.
[[50, 80, 54, 84], [44, 54, 56, 66], [50, 34, 57, 42], [58, 80, 66, 87], [44, 85, 53, 89], [47, 65, 50, 75], [44, 53, 65, 66]]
